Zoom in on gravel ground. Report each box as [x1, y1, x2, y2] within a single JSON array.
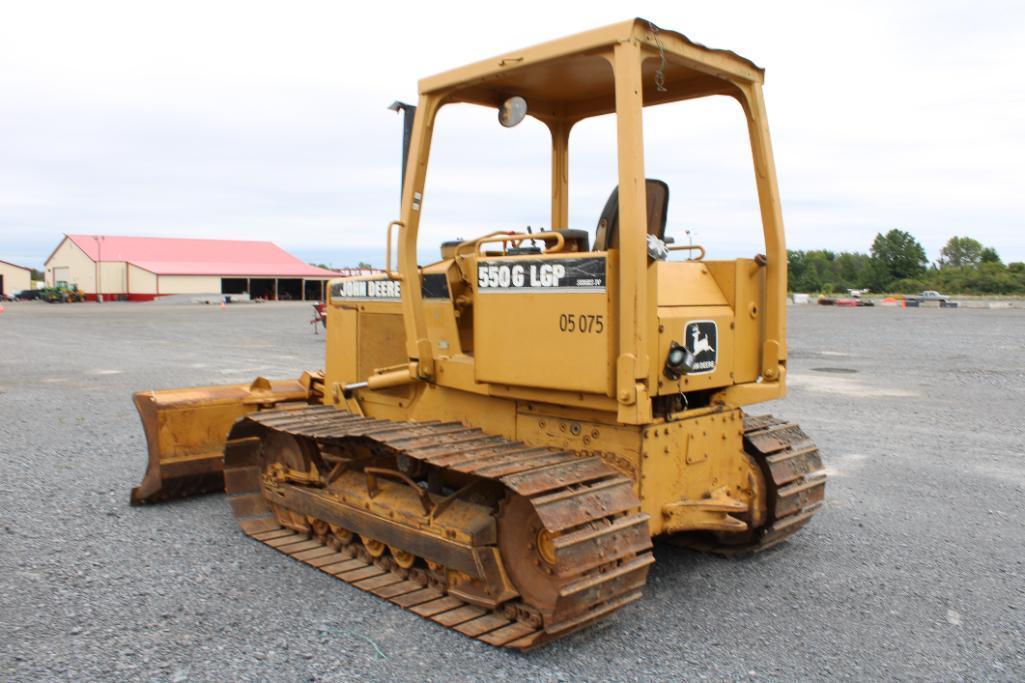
[[1, 301, 1023, 682]]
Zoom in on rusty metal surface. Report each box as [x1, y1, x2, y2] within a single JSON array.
[[222, 405, 654, 650], [682, 414, 826, 556], [267, 480, 485, 576], [129, 376, 317, 505]]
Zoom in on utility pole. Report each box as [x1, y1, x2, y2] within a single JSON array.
[[95, 235, 104, 302]]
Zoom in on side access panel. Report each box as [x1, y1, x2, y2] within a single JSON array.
[[473, 254, 614, 395]]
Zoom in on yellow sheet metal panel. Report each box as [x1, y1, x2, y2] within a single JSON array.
[[324, 304, 358, 389], [358, 312, 407, 381], [704, 259, 763, 387], [731, 259, 764, 385], [639, 409, 757, 536], [703, 261, 736, 309], [656, 261, 729, 307], [515, 404, 643, 494], [475, 291, 611, 393], [473, 255, 613, 394], [419, 19, 762, 104], [655, 305, 735, 395], [409, 385, 518, 441], [423, 300, 463, 358]]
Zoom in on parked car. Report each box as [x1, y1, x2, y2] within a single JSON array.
[[14, 289, 47, 301], [917, 290, 948, 303], [903, 290, 958, 308]]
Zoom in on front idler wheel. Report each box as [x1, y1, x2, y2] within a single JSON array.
[[260, 431, 313, 533]]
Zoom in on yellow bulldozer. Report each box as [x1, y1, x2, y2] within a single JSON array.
[[130, 19, 825, 649]]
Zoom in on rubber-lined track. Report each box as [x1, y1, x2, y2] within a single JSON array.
[[222, 405, 654, 650]]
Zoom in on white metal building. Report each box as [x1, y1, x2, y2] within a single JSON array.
[[44, 234, 340, 301], [0, 259, 32, 297]]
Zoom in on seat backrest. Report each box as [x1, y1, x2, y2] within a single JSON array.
[[593, 179, 669, 251]]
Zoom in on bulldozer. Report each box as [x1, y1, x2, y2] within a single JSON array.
[[130, 19, 825, 649]]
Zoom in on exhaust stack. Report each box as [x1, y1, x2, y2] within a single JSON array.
[[387, 100, 416, 204]]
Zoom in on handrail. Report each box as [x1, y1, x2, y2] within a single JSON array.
[[453, 230, 567, 259], [385, 220, 405, 280], [452, 231, 515, 259], [668, 243, 706, 260]]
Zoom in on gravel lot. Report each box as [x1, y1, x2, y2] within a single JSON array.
[[1, 301, 1023, 682]]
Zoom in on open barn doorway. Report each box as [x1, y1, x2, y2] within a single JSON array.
[[277, 279, 301, 301], [304, 280, 324, 301], [250, 278, 275, 300]]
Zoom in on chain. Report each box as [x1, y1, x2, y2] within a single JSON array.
[[648, 20, 668, 93]]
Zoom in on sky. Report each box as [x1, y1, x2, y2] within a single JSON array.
[[2, 0, 1024, 270]]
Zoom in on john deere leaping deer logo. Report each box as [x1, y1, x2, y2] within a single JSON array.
[[685, 321, 717, 374]]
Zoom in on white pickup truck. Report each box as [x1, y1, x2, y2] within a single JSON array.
[[917, 290, 948, 303], [906, 290, 957, 307]]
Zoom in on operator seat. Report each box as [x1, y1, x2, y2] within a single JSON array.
[[593, 179, 669, 251]]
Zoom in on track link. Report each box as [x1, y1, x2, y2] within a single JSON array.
[[222, 405, 654, 649], [693, 414, 827, 557]]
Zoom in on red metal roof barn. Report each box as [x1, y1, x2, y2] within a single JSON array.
[[45, 234, 340, 301]]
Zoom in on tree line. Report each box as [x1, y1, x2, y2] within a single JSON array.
[[788, 230, 1024, 295]]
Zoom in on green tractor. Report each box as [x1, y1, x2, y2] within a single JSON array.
[[43, 283, 85, 303]]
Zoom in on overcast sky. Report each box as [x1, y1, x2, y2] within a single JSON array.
[[2, 0, 1023, 269]]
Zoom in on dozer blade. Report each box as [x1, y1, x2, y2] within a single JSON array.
[[130, 374, 320, 505]]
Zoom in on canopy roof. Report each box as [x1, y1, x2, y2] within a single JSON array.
[[57, 235, 338, 278], [420, 18, 763, 120]]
